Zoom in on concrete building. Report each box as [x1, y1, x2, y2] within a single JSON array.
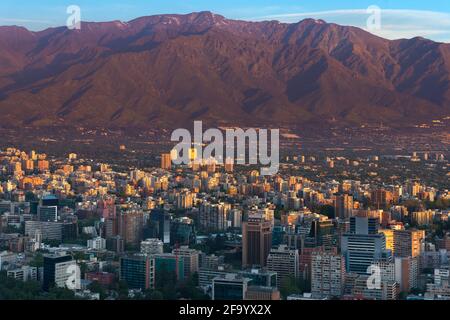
[[311, 251, 346, 299], [266, 245, 299, 286]]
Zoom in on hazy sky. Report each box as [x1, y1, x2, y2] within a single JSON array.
[[1, 0, 449, 42]]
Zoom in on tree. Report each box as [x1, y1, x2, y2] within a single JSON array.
[[88, 281, 107, 300], [117, 280, 129, 299], [319, 205, 335, 219], [150, 290, 164, 300], [30, 252, 44, 268], [280, 276, 302, 298]]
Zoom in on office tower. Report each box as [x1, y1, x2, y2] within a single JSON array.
[[104, 215, 119, 239], [43, 253, 78, 291], [149, 209, 171, 244], [240, 269, 278, 288], [25, 221, 64, 241], [153, 253, 185, 282], [161, 153, 172, 170], [229, 209, 242, 229], [393, 229, 425, 258], [37, 205, 58, 222], [395, 257, 419, 293], [311, 251, 346, 299], [212, 274, 251, 300], [341, 216, 388, 274], [364, 260, 400, 300], [266, 245, 299, 286], [120, 255, 155, 290], [170, 217, 196, 246], [333, 193, 353, 219], [242, 214, 273, 268], [173, 246, 200, 278], [106, 236, 124, 254], [199, 202, 231, 232], [309, 218, 335, 248], [118, 209, 144, 246], [141, 238, 164, 255], [350, 215, 379, 234]]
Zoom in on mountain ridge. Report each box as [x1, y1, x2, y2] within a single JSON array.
[[0, 11, 449, 129]]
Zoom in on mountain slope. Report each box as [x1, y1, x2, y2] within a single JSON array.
[[0, 11, 449, 128]]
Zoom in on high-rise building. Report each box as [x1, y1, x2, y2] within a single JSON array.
[[341, 216, 389, 274], [153, 253, 185, 282], [266, 245, 299, 286], [149, 209, 171, 244], [120, 255, 155, 290], [170, 217, 196, 246], [371, 189, 393, 208], [393, 229, 425, 258], [311, 251, 346, 299], [43, 253, 78, 291], [106, 236, 124, 254], [173, 246, 200, 278], [212, 273, 251, 300], [333, 193, 353, 220], [118, 209, 144, 246], [37, 205, 58, 222], [242, 214, 272, 268], [161, 153, 172, 170], [395, 256, 419, 293]]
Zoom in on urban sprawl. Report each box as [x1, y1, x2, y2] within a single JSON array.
[[0, 147, 449, 300]]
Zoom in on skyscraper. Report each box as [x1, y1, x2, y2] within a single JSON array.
[[333, 193, 353, 220], [311, 251, 346, 299], [266, 245, 299, 286], [173, 246, 200, 278], [120, 255, 155, 290], [341, 216, 389, 274], [242, 214, 272, 268], [161, 153, 172, 170], [118, 209, 144, 246], [43, 253, 78, 291], [393, 229, 425, 258]]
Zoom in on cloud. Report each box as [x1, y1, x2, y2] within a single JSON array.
[[250, 9, 450, 42]]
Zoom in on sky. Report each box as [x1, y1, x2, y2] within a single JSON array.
[[0, 0, 449, 42]]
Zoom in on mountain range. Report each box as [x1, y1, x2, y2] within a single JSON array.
[[0, 11, 449, 128]]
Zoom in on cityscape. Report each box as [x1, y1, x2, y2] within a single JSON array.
[[0, 142, 448, 301], [0, 0, 449, 310]]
